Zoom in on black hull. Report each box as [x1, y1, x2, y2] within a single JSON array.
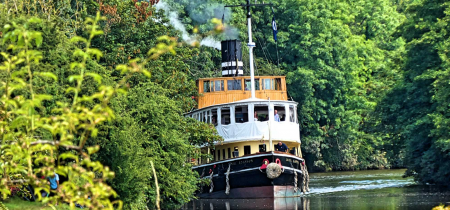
[[193, 152, 306, 198]]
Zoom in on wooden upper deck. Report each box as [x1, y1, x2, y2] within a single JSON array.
[[197, 76, 288, 109]]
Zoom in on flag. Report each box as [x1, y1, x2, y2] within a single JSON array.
[[272, 16, 278, 42]]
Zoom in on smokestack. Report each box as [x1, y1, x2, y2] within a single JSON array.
[[221, 40, 243, 77]]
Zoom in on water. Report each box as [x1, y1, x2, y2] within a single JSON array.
[[184, 169, 450, 210]]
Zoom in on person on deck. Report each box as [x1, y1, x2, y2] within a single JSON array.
[[276, 141, 288, 153], [48, 172, 60, 206], [254, 111, 258, 121], [274, 110, 280, 122]]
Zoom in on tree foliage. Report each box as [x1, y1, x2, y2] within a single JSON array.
[[0, 0, 222, 209]]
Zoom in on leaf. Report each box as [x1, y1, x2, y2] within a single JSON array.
[[70, 36, 88, 43], [86, 73, 102, 84], [27, 17, 42, 24], [35, 34, 43, 47], [59, 152, 79, 162], [87, 145, 100, 155], [35, 72, 57, 81], [86, 48, 103, 60]]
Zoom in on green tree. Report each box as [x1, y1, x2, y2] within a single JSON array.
[[377, 0, 450, 185]]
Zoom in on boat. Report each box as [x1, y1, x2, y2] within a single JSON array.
[[185, 1, 309, 199]]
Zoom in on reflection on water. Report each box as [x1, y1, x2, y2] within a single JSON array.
[[185, 169, 450, 210]]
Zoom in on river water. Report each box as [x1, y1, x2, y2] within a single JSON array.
[[184, 169, 450, 210]]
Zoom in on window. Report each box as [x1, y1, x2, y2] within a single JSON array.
[[254, 105, 269, 121], [211, 109, 218, 126], [223, 149, 225, 160], [295, 106, 298, 124], [211, 150, 215, 161], [233, 147, 239, 157], [212, 80, 224, 92], [203, 80, 211, 92], [235, 105, 248, 123], [244, 79, 260, 91], [203, 111, 209, 123], [262, 79, 272, 90], [274, 105, 286, 122], [289, 105, 295, 123], [227, 79, 242, 91], [218, 150, 221, 161], [244, 145, 251, 155], [221, 107, 231, 125], [274, 78, 282, 90], [228, 148, 231, 159], [259, 144, 266, 152]]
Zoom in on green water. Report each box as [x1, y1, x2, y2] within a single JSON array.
[[185, 169, 450, 210]]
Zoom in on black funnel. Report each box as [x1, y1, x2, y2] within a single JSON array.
[[221, 40, 244, 77]]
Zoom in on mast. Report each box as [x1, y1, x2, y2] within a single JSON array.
[[246, 0, 256, 99], [225, 1, 272, 99]]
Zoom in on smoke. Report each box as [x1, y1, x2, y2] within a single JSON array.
[[155, 1, 195, 44], [155, 0, 240, 50]]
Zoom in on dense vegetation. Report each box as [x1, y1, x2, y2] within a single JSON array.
[[1, 0, 450, 209]]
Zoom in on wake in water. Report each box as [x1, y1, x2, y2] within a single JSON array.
[[307, 169, 416, 195]]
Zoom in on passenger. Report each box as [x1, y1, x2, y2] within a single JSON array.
[[254, 111, 258, 121], [276, 141, 288, 153], [245, 83, 250, 90], [212, 117, 217, 126], [47, 172, 60, 206], [274, 110, 280, 122]]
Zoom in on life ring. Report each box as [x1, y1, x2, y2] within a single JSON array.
[[266, 163, 282, 179]]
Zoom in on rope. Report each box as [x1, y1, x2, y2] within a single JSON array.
[[201, 168, 205, 178], [305, 165, 310, 192], [301, 164, 306, 194], [209, 171, 214, 193], [294, 169, 298, 193], [225, 163, 231, 195]]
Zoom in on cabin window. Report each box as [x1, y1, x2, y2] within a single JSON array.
[[221, 107, 231, 125], [295, 106, 298, 124], [212, 80, 224, 92], [193, 113, 198, 121], [235, 105, 249, 123], [203, 111, 209, 123], [223, 149, 225, 160], [254, 105, 269, 121], [217, 149, 221, 161], [244, 79, 260, 91], [274, 78, 282, 90], [211, 109, 218, 126], [233, 147, 239, 157], [199, 112, 203, 122], [244, 145, 251, 155], [289, 105, 295, 123], [274, 105, 286, 122], [203, 81, 211, 92], [227, 79, 242, 91], [259, 144, 266, 152], [262, 79, 272, 90], [211, 150, 216, 161], [228, 148, 231, 159]]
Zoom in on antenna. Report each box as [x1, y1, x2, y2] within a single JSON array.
[[225, 1, 273, 99]]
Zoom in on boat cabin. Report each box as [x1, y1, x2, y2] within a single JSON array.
[[197, 76, 288, 109]]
